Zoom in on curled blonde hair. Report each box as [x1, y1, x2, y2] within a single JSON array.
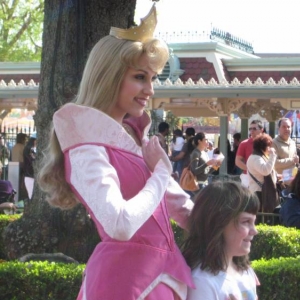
[[37, 127, 78, 209], [75, 36, 169, 114], [38, 36, 169, 209]]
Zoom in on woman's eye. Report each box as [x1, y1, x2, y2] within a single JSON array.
[[135, 74, 145, 80], [152, 76, 158, 82]]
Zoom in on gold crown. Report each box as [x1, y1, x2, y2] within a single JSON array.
[[110, 4, 157, 42]]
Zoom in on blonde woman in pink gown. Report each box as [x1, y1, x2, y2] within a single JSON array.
[[38, 5, 194, 300]]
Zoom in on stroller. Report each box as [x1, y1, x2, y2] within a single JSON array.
[[0, 180, 17, 205]]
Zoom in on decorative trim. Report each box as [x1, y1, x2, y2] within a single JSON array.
[[0, 79, 39, 99], [0, 77, 299, 100], [153, 77, 300, 88], [0, 79, 39, 88], [200, 98, 245, 116], [1, 77, 299, 89]]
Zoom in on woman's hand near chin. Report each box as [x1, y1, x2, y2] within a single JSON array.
[[142, 136, 172, 174], [268, 147, 276, 156]]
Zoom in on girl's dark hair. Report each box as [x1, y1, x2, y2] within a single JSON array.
[[253, 134, 272, 153], [181, 181, 259, 274], [193, 132, 205, 146], [289, 169, 300, 198]]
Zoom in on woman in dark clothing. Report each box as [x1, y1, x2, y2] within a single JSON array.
[[190, 132, 218, 190], [23, 137, 36, 199], [23, 137, 36, 178], [171, 127, 196, 195], [170, 127, 195, 169]]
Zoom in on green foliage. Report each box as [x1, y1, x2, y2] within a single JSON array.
[[0, 215, 21, 259], [165, 110, 180, 131], [0, 261, 84, 300], [0, 0, 44, 61], [250, 224, 300, 261], [252, 257, 300, 300], [170, 219, 185, 246], [0, 220, 300, 299], [0, 257, 299, 300]]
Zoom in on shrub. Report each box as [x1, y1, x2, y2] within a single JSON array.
[[251, 224, 300, 261], [170, 222, 300, 261], [0, 257, 299, 300], [0, 215, 21, 259], [252, 256, 300, 300], [0, 261, 84, 300]]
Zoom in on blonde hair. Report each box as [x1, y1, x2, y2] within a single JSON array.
[[38, 36, 169, 209]]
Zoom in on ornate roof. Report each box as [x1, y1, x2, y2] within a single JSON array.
[[1, 36, 300, 118]]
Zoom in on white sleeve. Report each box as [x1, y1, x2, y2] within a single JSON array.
[[165, 177, 194, 230], [69, 145, 170, 241]]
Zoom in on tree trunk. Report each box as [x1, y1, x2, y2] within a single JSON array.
[[3, 0, 137, 262]]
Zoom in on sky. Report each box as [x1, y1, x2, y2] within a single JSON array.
[[136, 0, 300, 53]]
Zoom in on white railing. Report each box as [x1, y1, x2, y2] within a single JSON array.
[[155, 30, 211, 43]]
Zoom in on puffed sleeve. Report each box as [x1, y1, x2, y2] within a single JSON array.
[[165, 178, 194, 230], [67, 144, 170, 241]]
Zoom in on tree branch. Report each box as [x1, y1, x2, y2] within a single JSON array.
[[8, 13, 32, 48]]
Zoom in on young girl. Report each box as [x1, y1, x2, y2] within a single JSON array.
[[182, 181, 260, 300], [38, 5, 194, 300]]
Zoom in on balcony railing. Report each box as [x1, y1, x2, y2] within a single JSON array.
[[155, 27, 254, 54], [155, 30, 211, 43]]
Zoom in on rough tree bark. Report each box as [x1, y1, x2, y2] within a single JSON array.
[[3, 0, 137, 263]]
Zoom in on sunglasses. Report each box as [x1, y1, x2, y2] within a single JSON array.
[[249, 127, 258, 131]]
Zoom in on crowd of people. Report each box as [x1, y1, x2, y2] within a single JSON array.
[[159, 116, 300, 226], [0, 132, 36, 211]]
